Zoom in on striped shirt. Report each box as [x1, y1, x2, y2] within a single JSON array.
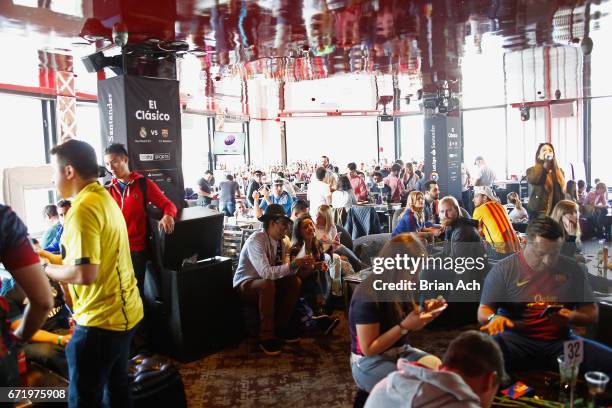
[[473, 201, 520, 254]]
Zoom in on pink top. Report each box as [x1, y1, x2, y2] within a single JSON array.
[[384, 174, 405, 203], [348, 173, 368, 201], [585, 190, 607, 207]]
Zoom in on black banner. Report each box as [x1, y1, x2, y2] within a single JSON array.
[[424, 114, 462, 200], [98, 75, 184, 207]]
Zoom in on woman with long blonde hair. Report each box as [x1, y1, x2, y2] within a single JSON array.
[[507, 192, 528, 223], [551, 200, 582, 257], [315, 204, 364, 271], [392, 191, 439, 238]]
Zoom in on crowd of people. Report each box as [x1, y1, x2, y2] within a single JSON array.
[[0, 140, 610, 407]]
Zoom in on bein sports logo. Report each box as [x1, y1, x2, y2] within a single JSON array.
[[139, 153, 171, 161], [224, 134, 236, 146]]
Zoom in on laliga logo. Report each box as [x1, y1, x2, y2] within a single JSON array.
[[224, 134, 236, 146]]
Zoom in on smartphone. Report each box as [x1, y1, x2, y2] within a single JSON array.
[[423, 304, 448, 316], [539, 305, 564, 318]]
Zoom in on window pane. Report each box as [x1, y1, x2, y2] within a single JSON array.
[[75, 103, 103, 162], [0, 93, 45, 202], [463, 108, 507, 180], [506, 106, 546, 179], [182, 114, 211, 190], [461, 34, 506, 109], [400, 115, 424, 163], [591, 98, 612, 186], [286, 117, 378, 167], [24, 188, 57, 236]]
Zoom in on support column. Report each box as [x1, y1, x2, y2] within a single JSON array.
[[582, 3, 592, 184], [39, 51, 76, 143], [424, 113, 463, 201]]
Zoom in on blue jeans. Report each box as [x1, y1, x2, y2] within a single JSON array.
[[494, 330, 612, 377], [66, 324, 135, 408], [219, 201, 236, 217], [350, 344, 428, 392]]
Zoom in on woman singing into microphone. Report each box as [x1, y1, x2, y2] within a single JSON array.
[[526, 143, 565, 218]]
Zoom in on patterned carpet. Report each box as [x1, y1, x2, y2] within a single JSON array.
[[177, 312, 472, 408], [178, 312, 356, 408]]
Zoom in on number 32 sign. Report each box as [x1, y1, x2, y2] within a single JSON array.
[[564, 339, 584, 366]]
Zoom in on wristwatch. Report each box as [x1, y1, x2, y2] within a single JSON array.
[[398, 323, 409, 336]]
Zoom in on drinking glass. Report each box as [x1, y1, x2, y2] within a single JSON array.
[[585, 371, 609, 407], [557, 355, 579, 389]]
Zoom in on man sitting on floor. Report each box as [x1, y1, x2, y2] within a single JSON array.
[[233, 204, 315, 355], [478, 217, 612, 376], [366, 330, 506, 408]]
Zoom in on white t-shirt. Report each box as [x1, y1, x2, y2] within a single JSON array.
[[331, 190, 357, 209], [307, 179, 331, 217], [508, 207, 529, 223], [474, 165, 496, 186]]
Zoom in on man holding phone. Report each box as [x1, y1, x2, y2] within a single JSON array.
[[478, 217, 612, 376], [252, 179, 293, 219]]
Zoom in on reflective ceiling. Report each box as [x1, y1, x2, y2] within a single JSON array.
[[0, 0, 607, 87]]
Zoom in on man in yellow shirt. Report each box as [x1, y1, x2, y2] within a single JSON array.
[[46, 140, 143, 407], [472, 186, 520, 260]]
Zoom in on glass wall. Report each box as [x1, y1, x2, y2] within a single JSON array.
[[285, 117, 379, 167], [76, 103, 103, 161], [462, 108, 507, 181], [181, 113, 211, 190], [0, 93, 46, 200], [400, 115, 424, 163], [590, 98, 612, 185]]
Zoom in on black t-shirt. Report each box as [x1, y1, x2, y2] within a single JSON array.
[[348, 280, 411, 355], [197, 178, 212, 205], [6, 277, 69, 332], [246, 180, 261, 207], [480, 252, 595, 341]]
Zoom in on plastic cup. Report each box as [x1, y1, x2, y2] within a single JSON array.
[[585, 371, 609, 396], [557, 355, 579, 388]]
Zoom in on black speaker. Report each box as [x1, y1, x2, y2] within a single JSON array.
[[145, 257, 243, 362], [81, 52, 123, 74]]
